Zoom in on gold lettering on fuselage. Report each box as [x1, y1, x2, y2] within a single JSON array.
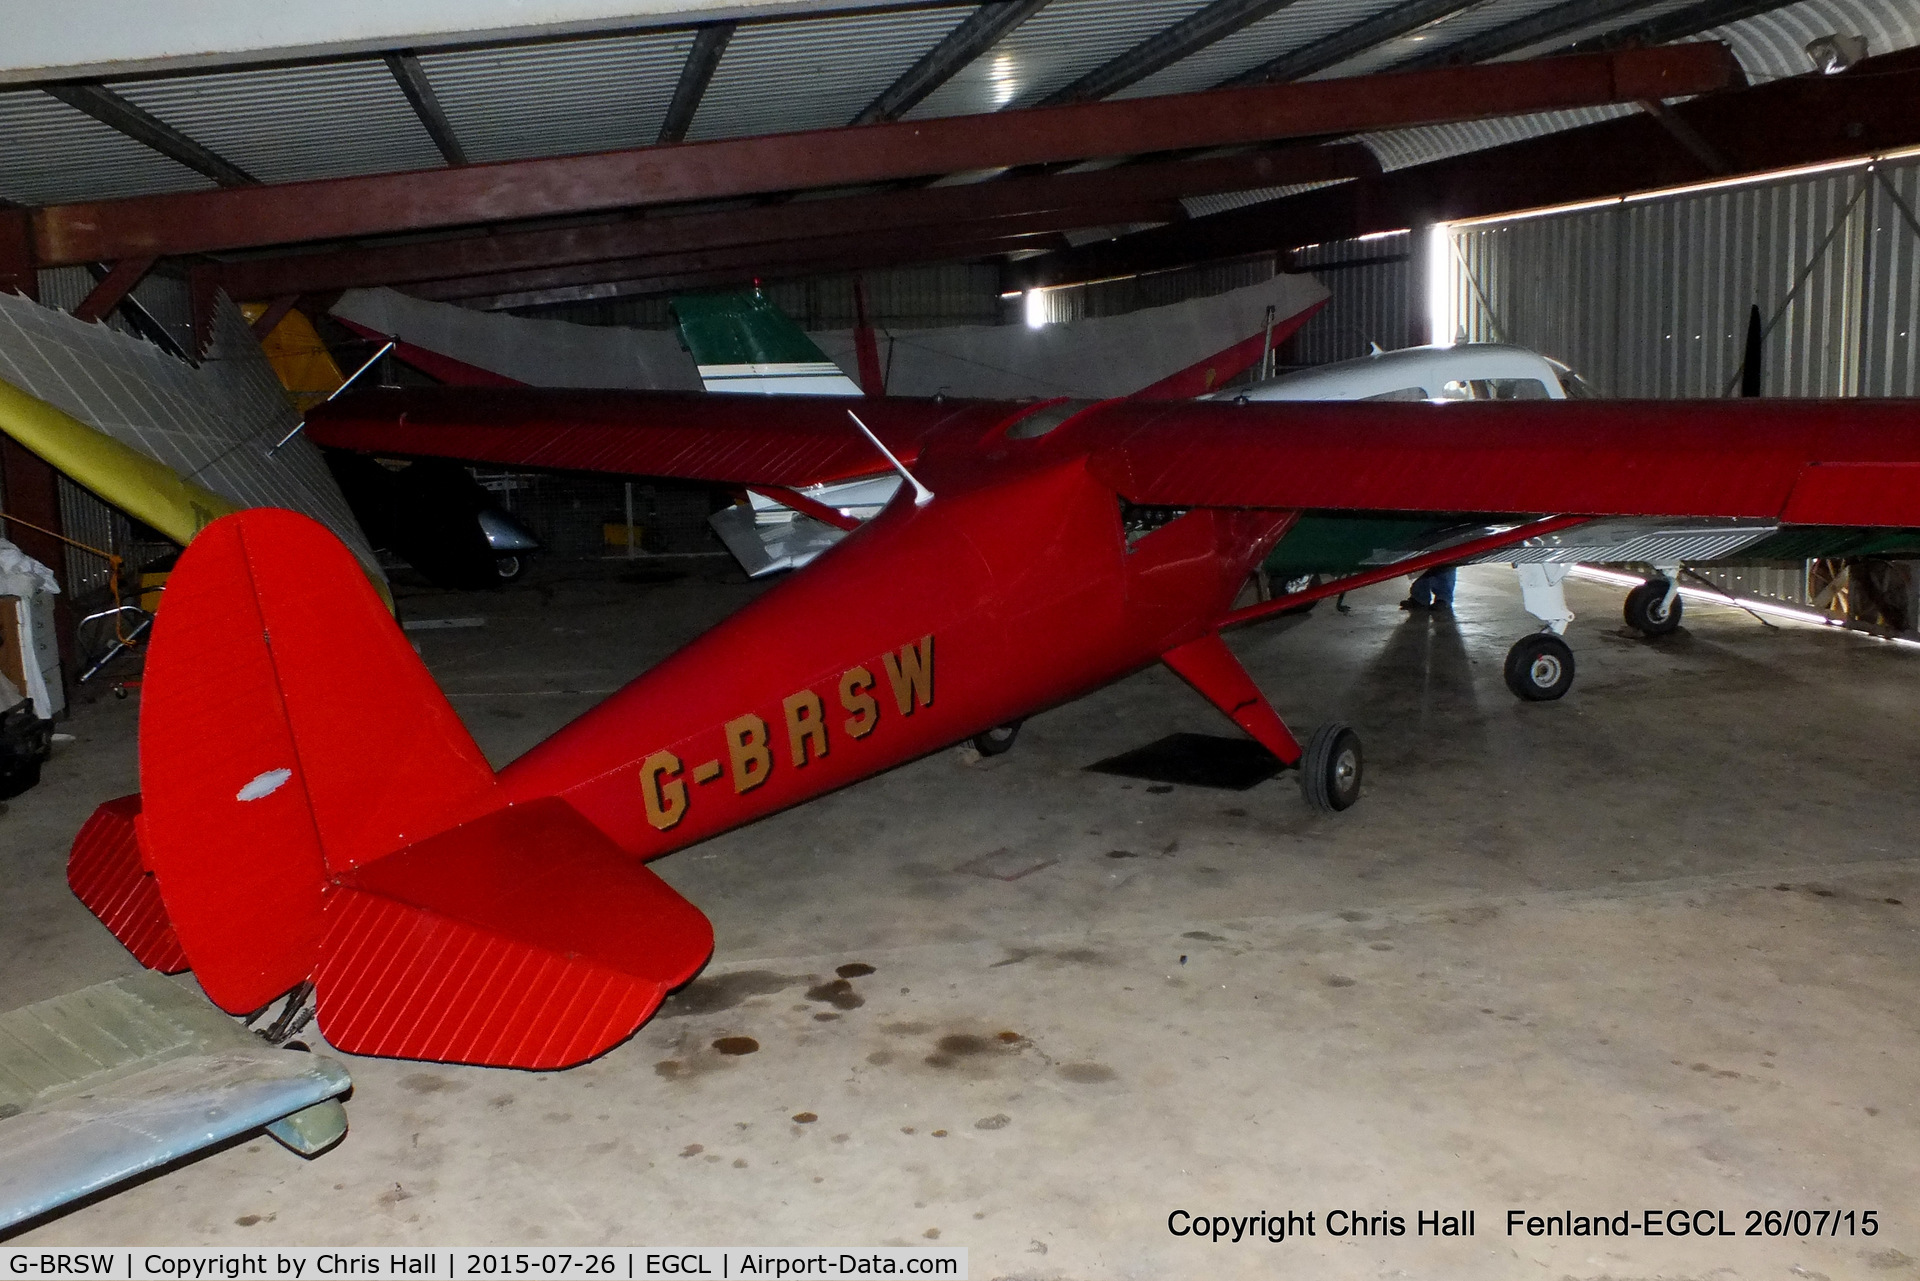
[[641, 637, 934, 830], [840, 666, 878, 739], [783, 689, 829, 767], [882, 636, 935, 715], [641, 750, 685, 830], [726, 714, 771, 793]]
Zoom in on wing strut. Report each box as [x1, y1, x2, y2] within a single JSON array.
[[1161, 632, 1302, 767], [1220, 515, 1588, 630], [848, 410, 933, 506]]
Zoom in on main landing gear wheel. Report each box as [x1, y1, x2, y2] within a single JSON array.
[[1504, 633, 1575, 701], [1301, 722, 1362, 813], [972, 721, 1022, 756], [1623, 579, 1682, 636]]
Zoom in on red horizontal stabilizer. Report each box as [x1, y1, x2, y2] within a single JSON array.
[[67, 795, 189, 974], [317, 798, 713, 1068]]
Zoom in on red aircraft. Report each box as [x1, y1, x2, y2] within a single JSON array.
[[69, 388, 1920, 1068]]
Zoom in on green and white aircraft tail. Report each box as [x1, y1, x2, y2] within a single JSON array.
[[670, 290, 862, 396]]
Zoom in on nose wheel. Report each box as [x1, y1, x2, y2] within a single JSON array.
[[1301, 722, 1363, 813], [1505, 632, 1575, 701]]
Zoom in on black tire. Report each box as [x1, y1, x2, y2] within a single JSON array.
[[1504, 633, 1575, 701], [1300, 722, 1362, 813], [1623, 579, 1682, 635], [972, 722, 1022, 756], [495, 555, 525, 582]]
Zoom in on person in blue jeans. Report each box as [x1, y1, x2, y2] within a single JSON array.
[[1401, 566, 1456, 610]]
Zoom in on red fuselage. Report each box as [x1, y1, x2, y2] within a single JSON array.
[[497, 400, 1292, 858]]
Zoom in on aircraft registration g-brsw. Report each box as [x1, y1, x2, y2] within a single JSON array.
[[68, 386, 1920, 1069]]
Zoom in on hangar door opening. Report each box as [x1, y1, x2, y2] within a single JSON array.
[[1435, 152, 1920, 624]]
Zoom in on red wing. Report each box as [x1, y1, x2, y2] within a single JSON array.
[[306, 387, 998, 489], [1087, 399, 1920, 525]]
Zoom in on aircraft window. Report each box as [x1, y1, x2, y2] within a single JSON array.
[[1361, 387, 1430, 402], [1481, 378, 1550, 400], [1005, 399, 1092, 439], [1441, 378, 1550, 400]]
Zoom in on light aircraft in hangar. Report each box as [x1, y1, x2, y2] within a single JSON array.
[[679, 294, 1920, 701], [67, 362, 1920, 1069]]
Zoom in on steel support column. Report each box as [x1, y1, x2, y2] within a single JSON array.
[[0, 210, 34, 298]]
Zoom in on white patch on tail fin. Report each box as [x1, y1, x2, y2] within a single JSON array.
[[237, 768, 293, 802]]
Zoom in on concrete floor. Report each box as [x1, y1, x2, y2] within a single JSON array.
[[6, 560, 1920, 1280]]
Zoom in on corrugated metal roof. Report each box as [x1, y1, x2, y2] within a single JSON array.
[[1498, 0, 1702, 60], [688, 7, 970, 140], [1110, 0, 1412, 99], [1315, 0, 1549, 78], [1693, 0, 1920, 80], [907, 0, 1215, 118], [1182, 178, 1350, 217], [0, 89, 213, 204], [419, 30, 694, 161], [0, 0, 1915, 245], [1362, 101, 1639, 171], [115, 61, 445, 184]]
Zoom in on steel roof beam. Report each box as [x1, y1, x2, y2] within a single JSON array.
[[384, 50, 467, 165], [657, 22, 735, 145], [201, 145, 1371, 298], [407, 210, 1154, 301], [41, 83, 257, 187], [853, 0, 1052, 125], [1009, 45, 1920, 289], [1217, 0, 1482, 87], [1039, 0, 1301, 106], [30, 45, 1737, 267], [462, 229, 1064, 310], [71, 255, 157, 322], [1559, 0, 1793, 53]]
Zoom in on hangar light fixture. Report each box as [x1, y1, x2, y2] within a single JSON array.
[[1806, 33, 1867, 75]]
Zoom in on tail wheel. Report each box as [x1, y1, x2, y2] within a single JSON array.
[[495, 555, 525, 582], [1504, 633, 1575, 701], [1301, 722, 1362, 813], [972, 721, 1022, 756], [1623, 580, 1682, 635]]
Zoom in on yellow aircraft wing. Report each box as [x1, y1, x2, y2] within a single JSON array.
[[0, 377, 237, 547]]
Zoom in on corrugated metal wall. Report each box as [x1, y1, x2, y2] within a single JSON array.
[[1446, 154, 1920, 619], [1284, 231, 1420, 366], [1443, 154, 1920, 399]]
